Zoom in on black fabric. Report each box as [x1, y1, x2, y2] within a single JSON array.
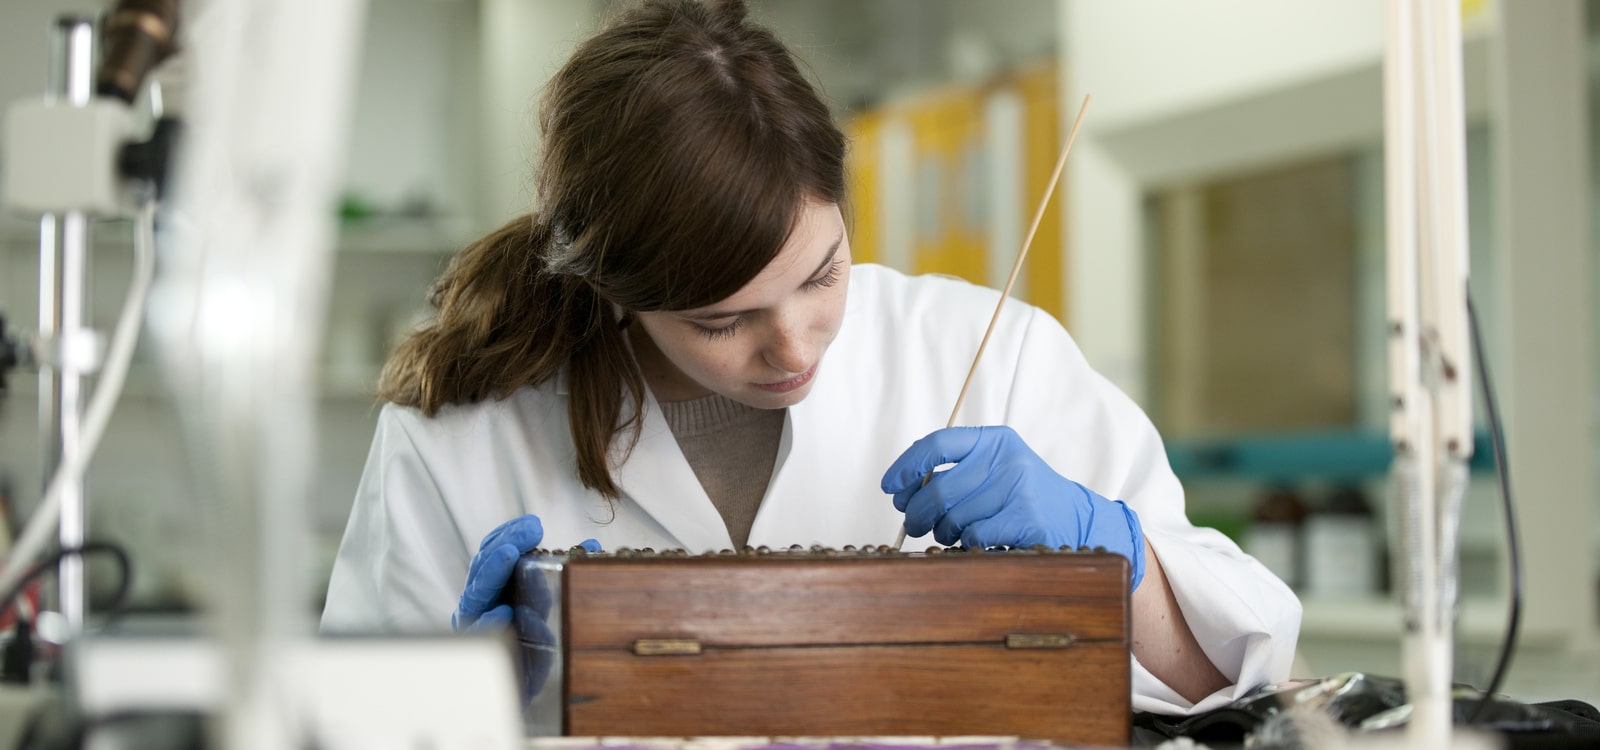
[[1131, 673, 1600, 749]]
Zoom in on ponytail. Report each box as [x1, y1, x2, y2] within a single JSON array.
[[379, 214, 645, 500]]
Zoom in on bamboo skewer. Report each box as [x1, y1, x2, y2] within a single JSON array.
[[893, 93, 1091, 550]]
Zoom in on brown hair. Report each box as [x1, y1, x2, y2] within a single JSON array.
[[379, 0, 847, 500]]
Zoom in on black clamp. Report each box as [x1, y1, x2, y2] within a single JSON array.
[[0, 311, 19, 394], [119, 116, 182, 198]]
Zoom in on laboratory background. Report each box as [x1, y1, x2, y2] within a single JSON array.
[[0, 0, 1597, 739]]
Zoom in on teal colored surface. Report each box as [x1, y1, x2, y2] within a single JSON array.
[[1165, 430, 1495, 482]]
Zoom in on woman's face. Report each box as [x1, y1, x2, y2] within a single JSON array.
[[631, 200, 852, 408]]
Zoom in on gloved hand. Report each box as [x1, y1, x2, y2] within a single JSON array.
[[882, 426, 1147, 590], [507, 547, 587, 704], [452, 514, 600, 632], [455, 515, 602, 704]]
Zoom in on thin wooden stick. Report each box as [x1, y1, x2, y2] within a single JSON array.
[[893, 93, 1092, 550]]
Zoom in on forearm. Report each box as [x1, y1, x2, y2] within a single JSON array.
[[1130, 538, 1230, 704]]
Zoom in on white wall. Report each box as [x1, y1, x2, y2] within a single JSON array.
[[1066, 1, 1386, 130], [343, 0, 479, 221], [1059, 0, 1402, 403], [478, 0, 601, 226], [753, 0, 1056, 111], [1492, 0, 1597, 655]]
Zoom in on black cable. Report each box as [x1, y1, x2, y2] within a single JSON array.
[[0, 540, 136, 632], [1463, 293, 1522, 723], [2, 617, 33, 682], [0, 309, 20, 393]]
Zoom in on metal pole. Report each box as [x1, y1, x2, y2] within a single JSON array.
[[40, 15, 96, 634]]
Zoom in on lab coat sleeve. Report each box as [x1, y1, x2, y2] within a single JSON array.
[[320, 404, 472, 635], [1004, 307, 1301, 715]]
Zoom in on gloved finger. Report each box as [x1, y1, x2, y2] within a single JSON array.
[[522, 648, 558, 705], [898, 475, 942, 538], [889, 466, 967, 514], [891, 485, 918, 514], [514, 611, 558, 646], [478, 515, 545, 554], [478, 514, 536, 550], [466, 516, 544, 587], [931, 512, 961, 548], [464, 604, 512, 633], [931, 482, 1011, 547], [520, 640, 560, 704], [902, 455, 1006, 539], [459, 543, 521, 616], [962, 503, 1077, 550], [959, 515, 1012, 551], [511, 558, 556, 619], [578, 538, 602, 553], [961, 500, 1063, 549], [880, 427, 987, 494]]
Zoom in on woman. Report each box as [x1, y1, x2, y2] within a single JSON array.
[[320, 0, 1300, 715]]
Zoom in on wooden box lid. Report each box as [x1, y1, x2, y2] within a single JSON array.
[[562, 551, 1130, 649]]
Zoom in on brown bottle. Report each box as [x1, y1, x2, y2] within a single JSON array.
[[1245, 484, 1307, 590], [1304, 483, 1379, 598]]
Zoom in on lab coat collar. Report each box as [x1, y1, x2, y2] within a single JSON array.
[[606, 276, 871, 551], [591, 328, 730, 551], [609, 387, 735, 552], [552, 343, 728, 549], [744, 290, 876, 547]]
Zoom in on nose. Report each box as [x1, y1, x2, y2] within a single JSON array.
[[763, 312, 812, 375]]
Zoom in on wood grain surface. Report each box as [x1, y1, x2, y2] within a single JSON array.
[[564, 554, 1130, 648], [566, 643, 1129, 745]]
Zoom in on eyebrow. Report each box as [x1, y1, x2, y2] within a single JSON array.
[[680, 234, 843, 321]]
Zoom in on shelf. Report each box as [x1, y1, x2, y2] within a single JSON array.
[[1298, 594, 1564, 645], [335, 218, 476, 255], [3, 216, 474, 256], [3, 366, 382, 403], [0, 216, 138, 253], [1166, 429, 1495, 482]]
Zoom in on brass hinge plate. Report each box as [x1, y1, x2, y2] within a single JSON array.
[[1005, 633, 1077, 649], [633, 638, 702, 656]]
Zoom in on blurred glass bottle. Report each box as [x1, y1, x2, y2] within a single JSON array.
[[1244, 484, 1306, 590], [1304, 483, 1379, 597]]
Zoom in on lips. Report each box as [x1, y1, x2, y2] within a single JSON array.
[[755, 364, 817, 394]]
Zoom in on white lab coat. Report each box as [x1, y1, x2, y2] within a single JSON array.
[[321, 263, 1301, 715]]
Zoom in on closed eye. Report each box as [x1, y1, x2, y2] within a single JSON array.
[[805, 258, 843, 290], [694, 316, 746, 341], [687, 248, 841, 340]]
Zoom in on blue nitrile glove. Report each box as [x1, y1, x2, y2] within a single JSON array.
[[882, 426, 1147, 591], [452, 514, 600, 632], [508, 557, 559, 701], [507, 539, 602, 702]]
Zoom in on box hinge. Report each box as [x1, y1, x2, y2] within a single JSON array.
[[633, 638, 702, 656], [1005, 634, 1077, 650]]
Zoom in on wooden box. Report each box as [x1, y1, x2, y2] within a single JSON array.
[[518, 549, 1131, 746]]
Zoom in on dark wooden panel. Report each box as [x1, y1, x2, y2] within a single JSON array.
[[1153, 157, 1356, 436], [566, 643, 1130, 746], [564, 554, 1129, 649]]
